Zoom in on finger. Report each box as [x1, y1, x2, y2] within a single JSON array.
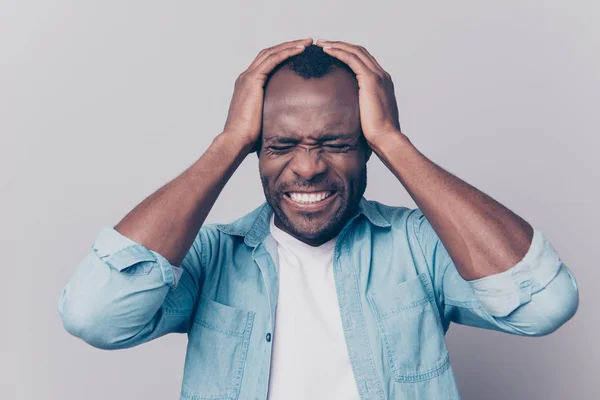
[[320, 46, 376, 80], [248, 38, 313, 70], [358, 47, 387, 74], [253, 45, 308, 78], [317, 40, 382, 72], [317, 40, 386, 75]]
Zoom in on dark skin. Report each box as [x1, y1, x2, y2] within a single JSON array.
[[115, 37, 534, 281], [259, 67, 372, 246]]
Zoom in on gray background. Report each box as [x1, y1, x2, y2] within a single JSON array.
[[2, 1, 597, 399]]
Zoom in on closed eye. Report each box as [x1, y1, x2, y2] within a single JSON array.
[[267, 144, 351, 154], [269, 146, 294, 151], [324, 144, 351, 151]]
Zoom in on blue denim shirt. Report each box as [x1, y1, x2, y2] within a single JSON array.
[[58, 197, 579, 400]]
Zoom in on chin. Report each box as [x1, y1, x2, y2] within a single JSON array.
[[290, 222, 329, 239], [283, 207, 347, 240], [266, 186, 359, 240]]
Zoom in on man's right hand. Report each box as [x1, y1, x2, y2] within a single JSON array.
[[222, 38, 313, 153]]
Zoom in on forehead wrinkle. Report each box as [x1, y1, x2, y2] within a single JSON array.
[[263, 79, 360, 144], [264, 132, 358, 145], [264, 118, 354, 144]]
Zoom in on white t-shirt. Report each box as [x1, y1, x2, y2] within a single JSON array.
[[266, 214, 361, 400]]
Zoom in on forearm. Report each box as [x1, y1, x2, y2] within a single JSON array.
[[115, 132, 251, 266], [371, 132, 534, 281]]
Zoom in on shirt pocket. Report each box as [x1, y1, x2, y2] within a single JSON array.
[[367, 272, 450, 383], [181, 296, 255, 400]]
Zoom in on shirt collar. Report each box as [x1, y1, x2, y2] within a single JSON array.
[[215, 196, 391, 248]]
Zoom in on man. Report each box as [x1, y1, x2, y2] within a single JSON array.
[[58, 38, 579, 400]]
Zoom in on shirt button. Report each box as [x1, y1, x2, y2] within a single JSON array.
[[266, 333, 271, 342]]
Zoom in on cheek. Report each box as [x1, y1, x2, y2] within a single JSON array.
[[259, 159, 280, 179], [259, 162, 287, 192], [328, 157, 364, 180]]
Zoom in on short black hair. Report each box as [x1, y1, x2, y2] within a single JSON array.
[[266, 44, 355, 81], [255, 44, 358, 155]]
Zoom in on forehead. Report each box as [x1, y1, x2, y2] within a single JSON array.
[[262, 68, 360, 140]]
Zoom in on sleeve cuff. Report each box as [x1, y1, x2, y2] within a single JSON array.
[[92, 226, 140, 257], [466, 227, 563, 317], [91, 226, 183, 289]]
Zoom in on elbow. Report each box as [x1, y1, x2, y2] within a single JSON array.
[[57, 243, 171, 349], [528, 292, 578, 336], [60, 313, 121, 350], [522, 266, 580, 337], [58, 289, 123, 350]]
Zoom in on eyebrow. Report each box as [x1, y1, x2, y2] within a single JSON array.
[[264, 133, 356, 144]]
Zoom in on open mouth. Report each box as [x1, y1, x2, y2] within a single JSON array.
[[283, 190, 337, 210], [284, 190, 335, 204]]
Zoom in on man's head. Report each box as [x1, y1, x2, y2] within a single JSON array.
[[258, 44, 371, 246]]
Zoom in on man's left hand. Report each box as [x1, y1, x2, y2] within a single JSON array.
[[315, 39, 403, 148]]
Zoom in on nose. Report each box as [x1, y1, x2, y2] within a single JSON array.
[[287, 147, 327, 181]]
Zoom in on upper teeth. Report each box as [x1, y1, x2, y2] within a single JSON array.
[[289, 191, 332, 204]]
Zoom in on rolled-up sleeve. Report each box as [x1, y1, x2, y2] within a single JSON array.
[[91, 227, 184, 288], [58, 226, 203, 349], [411, 209, 579, 336], [467, 228, 570, 317]]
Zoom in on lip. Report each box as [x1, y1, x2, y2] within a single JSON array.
[[282, 191, 337, 212]]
